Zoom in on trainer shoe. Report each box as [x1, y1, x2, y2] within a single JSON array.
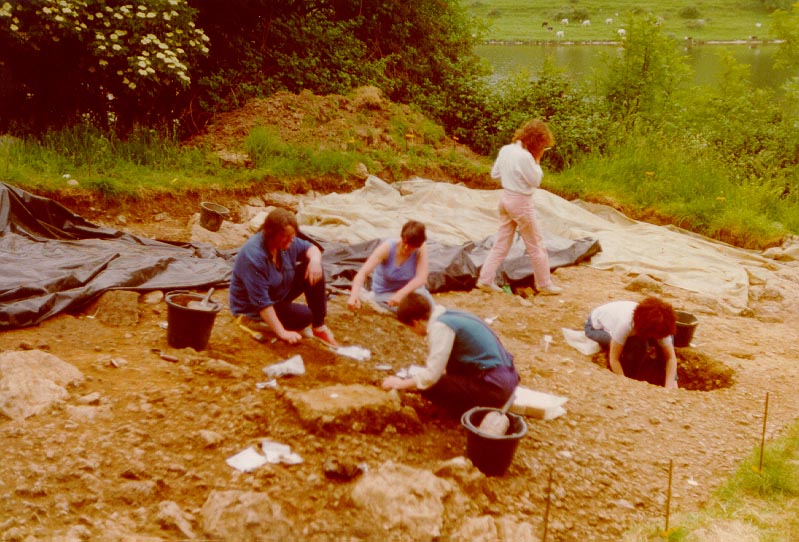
[[538, 284, 563, 296], [476, 281, 503, 293], [312, 325, 339, 348]]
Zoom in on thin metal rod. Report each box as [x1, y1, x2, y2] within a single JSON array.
[[664, 459, 673, 534], [759, 391, 770, 473], [542, 467, 553, 542]]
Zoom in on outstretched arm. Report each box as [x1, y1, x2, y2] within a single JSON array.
[[348, 241, 390, 310], [663, 344, 678, 389]]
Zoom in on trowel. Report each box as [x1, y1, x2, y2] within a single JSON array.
[[478, 390, 516, 436], [188, 288, 215, 311]]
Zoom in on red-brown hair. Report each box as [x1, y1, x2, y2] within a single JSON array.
[[632, 297, 676, 340], [512, 119, 554, 156]]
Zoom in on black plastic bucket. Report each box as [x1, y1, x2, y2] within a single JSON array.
[[461, 406, 528, 476], [165, 291, 222, 350], [674, 310, 698, 348], [199, 202, 230, 232]]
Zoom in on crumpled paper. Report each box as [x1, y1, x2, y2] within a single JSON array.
[[263, 354, 305, 377], [335, 345, 371, 361], [226, 440, 303, 472]]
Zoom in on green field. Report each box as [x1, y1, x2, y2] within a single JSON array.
[[465, 0, 779, 42]]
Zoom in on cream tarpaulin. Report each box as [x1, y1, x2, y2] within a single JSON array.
[[298, 176, 782, 313]]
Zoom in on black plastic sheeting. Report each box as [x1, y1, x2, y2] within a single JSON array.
[[322, 233, 601, 294], [1, 182, 600, 330], [0, 183, 235, 329]]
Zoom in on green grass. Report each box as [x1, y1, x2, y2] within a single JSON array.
[[0, 121, 492, 199], [548, 134, 793, 248], [623, 420, 799, 541], [466, 0, 779, 42]]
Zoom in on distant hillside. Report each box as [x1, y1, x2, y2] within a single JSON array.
[[466, 0, 780, 43]]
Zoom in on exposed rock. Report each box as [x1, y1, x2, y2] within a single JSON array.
[[200, 490, 296, 541], [351, 85, 384, 111], [0, 350, 84, 420], [285, 383, 410, 434], [216, 150, 251, 167], [141, 291, 164, 304], [94, 290, 141, 326], [188, 212, 251, 249], [351, 461, 453, 540], [156, 500, 196, 540], [624, 273, 662, 294], [202, 358, 246, 378], [354, 162, 370, 180]]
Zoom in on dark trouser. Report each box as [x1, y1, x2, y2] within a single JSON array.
[[421, 364, 520, 418], [584, 316, 668, 387], [619, 336, 668, 387], [273, 259, 328, 331]]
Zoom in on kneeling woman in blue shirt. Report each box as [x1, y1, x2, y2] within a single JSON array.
[[229, 208, 337, 347]]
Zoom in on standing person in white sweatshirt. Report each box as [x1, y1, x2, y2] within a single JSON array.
[[476, 118, 562, 295]]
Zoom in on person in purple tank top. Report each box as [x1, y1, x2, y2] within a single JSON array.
[[347, 220, 434, 314]]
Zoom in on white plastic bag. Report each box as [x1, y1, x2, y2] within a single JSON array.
[[561, 327, 601, 356]]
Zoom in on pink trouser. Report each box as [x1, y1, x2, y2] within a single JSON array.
[[478, 189, 553, 288]]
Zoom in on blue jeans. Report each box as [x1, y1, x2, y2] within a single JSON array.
[[584, 315, 611, 350]]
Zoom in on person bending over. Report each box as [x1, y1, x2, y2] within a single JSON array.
[[229, 207, 338, 347], [584, 297, 678, 388], [381, 292, 519, 416], [347, 220, 433, 314]]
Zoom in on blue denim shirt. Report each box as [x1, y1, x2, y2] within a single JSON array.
[[229, 231, 312, 319]]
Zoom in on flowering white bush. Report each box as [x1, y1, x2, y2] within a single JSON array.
[[0, 0, 208, 124]]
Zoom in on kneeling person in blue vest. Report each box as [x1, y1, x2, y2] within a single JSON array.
[[381, 292, 519, 417]]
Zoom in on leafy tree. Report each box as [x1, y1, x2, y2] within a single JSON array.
[[191, 0, 488, 145], [599, 13, 691, 134], [466, 57, 608, 168], [0, 0, 209, 133], [771, 2, 799, 70]]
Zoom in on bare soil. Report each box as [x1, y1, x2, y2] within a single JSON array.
[[3, 217, 799, 541], [3, 89, 799, 541]]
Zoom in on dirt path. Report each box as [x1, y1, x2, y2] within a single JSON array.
[[2, 215, 799, 541]]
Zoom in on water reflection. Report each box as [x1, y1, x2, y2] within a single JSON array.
[[475, 43, 792, 89]]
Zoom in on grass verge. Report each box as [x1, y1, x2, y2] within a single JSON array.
[[624, 418, 799, 541]]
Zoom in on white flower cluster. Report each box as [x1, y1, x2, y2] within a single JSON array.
[[3, 0, 209, 91]]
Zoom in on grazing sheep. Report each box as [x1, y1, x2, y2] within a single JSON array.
[[605, 17, 613, 25], [556, 30, 565, 38], [755, 22, 762, 28], [561, 18, 569, 25], [582, 20, 591, 26], [541, 21, 549, 28], [617, 28, 626, 37], [547, 26, 554, 32]]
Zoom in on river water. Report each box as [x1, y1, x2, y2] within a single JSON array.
[[476, 43, 793, 90]]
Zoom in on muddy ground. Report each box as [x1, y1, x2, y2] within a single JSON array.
[[3, 195, 799, 542]]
